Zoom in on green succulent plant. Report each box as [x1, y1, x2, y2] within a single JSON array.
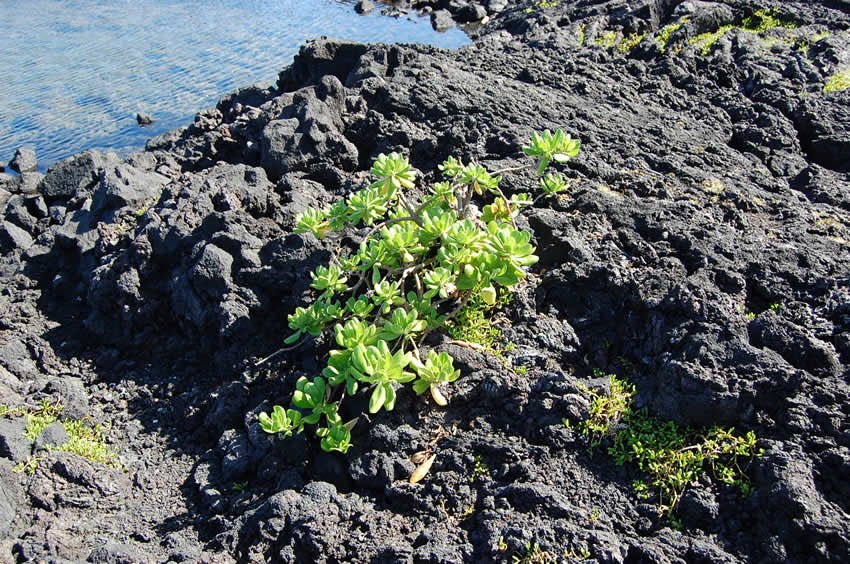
[[523, 129, 581, 174], [411, 351, 461, 406], [259, 129, 581, 453]]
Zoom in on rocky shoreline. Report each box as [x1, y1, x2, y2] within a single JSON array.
[[1, 0, 849, 562]]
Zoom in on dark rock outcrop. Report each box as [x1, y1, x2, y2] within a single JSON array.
[[1, 1, 848, 562]]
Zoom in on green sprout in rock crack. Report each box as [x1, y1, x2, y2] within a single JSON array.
[[574, 375, 761, 517], [470, 455, 491, 482], [513, 542, 557, 564], [13, 455, 44, 475], [525, 0, 560, 12], [259, 130, 582, 454]]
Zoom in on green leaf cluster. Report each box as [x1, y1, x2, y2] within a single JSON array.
[[522, 129, 581, 175], [261, 130, 581, 453], [576, 375, 761, 516]]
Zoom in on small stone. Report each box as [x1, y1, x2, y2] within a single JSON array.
[[9, 147, 37, 173], [34, 421, 69, 451], [0, 464, 20, 536], [0, 418, 30, 462], [190, 244, 234, 298], [0, 220, 34, 251], [457, 3, 487, 22], [18, 172, 43, 194], [431, 9, 455, 31], [136, 113, 154, 126], [355, 0, 375, 15], [88, 541, 146, 563]]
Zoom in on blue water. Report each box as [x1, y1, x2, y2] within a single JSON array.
[[0, 0, 468, 169]]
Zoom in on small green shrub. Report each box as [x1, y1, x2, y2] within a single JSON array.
[[579, 375, 634, 448], [260, 130, 581, 453], [22, 400, 63, 441], [447, 285, 511, 354], [576, 375, 760, 516]]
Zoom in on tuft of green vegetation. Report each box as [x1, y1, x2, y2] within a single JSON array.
[[259, 130, 581, 453], [576, 375, 761, 516], [513, 542, 557, 564], [470, 455, 491, 482], [797, 31, 830, 56], [809, 31, 831, 44], [577, 23, 586, 46], [4, 400, 119, 469], [13, 455, 44, 475], [22, 400, 63, 441], [525, 0, 559, 13], [656, 17, 689, 51], [618, 32, 647, 53], [578, 375, 634, 448], [594, 31, 618, 49], [448, 287, 509, 352], [54, 419, 119, 467], [824, 69, 850, 93]]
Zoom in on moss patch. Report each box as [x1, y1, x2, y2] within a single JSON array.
[[824, 69, 850, 93], [689, 25, 734, 55], [55, 419, 119, 466], [689, 9, 796, 55], [4, 400, 119, 470]]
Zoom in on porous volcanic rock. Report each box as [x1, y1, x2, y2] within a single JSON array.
[[0, 1, 848, 562]]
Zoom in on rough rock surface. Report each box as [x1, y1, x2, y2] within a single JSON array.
[[8, 148, 37, 174], [0, 1, 848, 562]]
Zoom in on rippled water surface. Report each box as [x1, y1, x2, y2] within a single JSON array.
[[0, 0, 468, 169]]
